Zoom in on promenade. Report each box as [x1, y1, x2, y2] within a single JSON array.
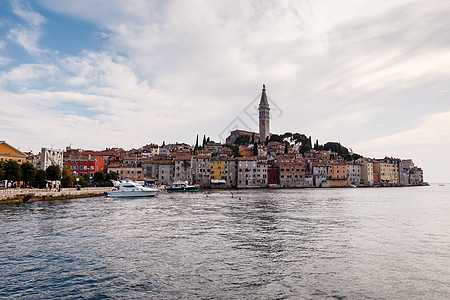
[[0, 187, 114, 204]]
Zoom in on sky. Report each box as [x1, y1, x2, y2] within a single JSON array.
[[0, 0, 449, 182]]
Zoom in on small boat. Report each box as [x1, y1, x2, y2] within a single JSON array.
[[166, 181, 199, 192], [107, 181, 160, 197]]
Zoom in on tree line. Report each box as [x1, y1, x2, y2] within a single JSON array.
[[0, 160, 118, 188], [232, 131, 362, 161]]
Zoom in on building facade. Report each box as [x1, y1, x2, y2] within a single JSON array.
[[0, 141, 27, 164], [40, 148, 64, 170]]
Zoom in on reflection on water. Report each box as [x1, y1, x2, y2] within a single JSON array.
[[0, 186, 449, 299]]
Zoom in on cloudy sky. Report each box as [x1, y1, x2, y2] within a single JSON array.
[[1, 0, 449, 182]]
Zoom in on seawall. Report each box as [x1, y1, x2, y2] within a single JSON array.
[[0, 187, 114, 205]]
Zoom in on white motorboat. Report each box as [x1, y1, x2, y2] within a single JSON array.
[[107, 181, 160, 197], [166, 181, 199, 192]]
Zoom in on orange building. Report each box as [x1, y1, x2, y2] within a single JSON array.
[[330, 163, 348, 180], [0, 140, 27, 164], [238, 145, 254, 158]]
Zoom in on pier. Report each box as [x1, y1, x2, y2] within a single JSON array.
[[0, 187, 114, 204]]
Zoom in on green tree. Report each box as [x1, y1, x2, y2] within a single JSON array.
[[106, 171, 119, 181], [0, 161, 5, 180], [202, 135, 207, 148], [253, 142, 258, 156], [61, 166, 74, 188], [21, 162, 37, 186], [323, 142, 353, 160], [194, 134, 199, 153], [223, 144, 240, 157], [82, 173, 90, 183], [314, 139, 319, 150], [282, 132, 293, 143], [94, 171, 106, 183], [235, 135, 250, 145], [269, 134, 283, 143], [35, 169, 46, 188], [4, 160, 22, 181], [76, 176, 88, 187], [46, 165, 61, 181]]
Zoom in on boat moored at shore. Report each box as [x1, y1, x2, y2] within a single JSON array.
[[166, 181, 199, 192], [107, 181, 160, 197]]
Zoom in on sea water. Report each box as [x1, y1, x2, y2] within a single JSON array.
[[0, 185, 449, 299]]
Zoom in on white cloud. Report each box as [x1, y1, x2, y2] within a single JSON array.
[[7, 0, 47, 53], [0, 63, 58, 85], [1, 0, 449, 181], [350, 111, 450, 182]]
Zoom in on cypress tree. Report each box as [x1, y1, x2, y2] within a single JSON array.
[[202, 135, 206, 148], [194, 134, 199, 152]]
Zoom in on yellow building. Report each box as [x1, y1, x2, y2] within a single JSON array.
[[0, 141, 27, 164], [210, 159, 227, 181], [373, 160, 399, 184]]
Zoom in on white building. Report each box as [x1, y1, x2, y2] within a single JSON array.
[[347, 163, 362, 185], [40, 148, 63, 170]]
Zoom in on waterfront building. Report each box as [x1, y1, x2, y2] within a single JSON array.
[[304, 172, 314, 187], [399, 159, 414, 186], [226, 158, 238, 188], [210, 159, 227, 183], [141, 159, 160, 182], [174, 153, 192, 184], [158, 160, 175, 185], [373, 158, 399, 185], [0, 140, 27, 164], [40, 148, 64, 170], [237, 157, 259, 188], [347, 163, 362, 185], [210, 158, 237, 188], [267, 161, 280, 186], [329, 162, 348, 187], [409, 167, 423, 185], [312, 163, 330, 187], [63, 154, 106, 177], [259, 84, 270, 142], [357, 158, 374, 186], [118, 164, 143, 180], [255, 158, 268, 187], [278, 158, 306, 187], [191, 155, 211, 188]]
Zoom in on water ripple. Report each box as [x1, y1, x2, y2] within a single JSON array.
[[1, 186, 449, 299]]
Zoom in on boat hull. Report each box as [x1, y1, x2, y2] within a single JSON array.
[[166, 187, 199, 192], [107, 190, 159, 197]]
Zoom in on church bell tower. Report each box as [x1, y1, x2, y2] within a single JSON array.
[[259, 84, 270, 142]]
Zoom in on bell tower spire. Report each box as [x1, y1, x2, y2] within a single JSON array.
[[259, 84, 270, 142]]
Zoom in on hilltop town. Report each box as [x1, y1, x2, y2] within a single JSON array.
[[1, 85, 424, 189]]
